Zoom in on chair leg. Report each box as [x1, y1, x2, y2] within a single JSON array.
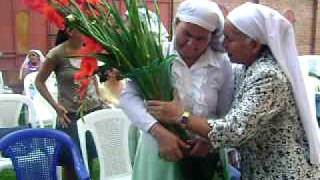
[[0, 158, 13, 172], [56, 166, 63, 180], [63, 166, 77, 180]]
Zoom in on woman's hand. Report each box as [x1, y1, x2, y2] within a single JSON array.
[[147, 95, 184, 124], [150, 123, 190, 161], [55, 104, 71, 128], [188, 138, 210, 157]]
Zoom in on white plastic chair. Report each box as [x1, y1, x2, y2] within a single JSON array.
[[0, 94, 41, 172], [0, 71, 13, 94], [0, 155, 12, 172], [0, 71, 3, 90], [24, 72, 57, 128], [77, 108, 132, 180], [0, 94, 41, 128]]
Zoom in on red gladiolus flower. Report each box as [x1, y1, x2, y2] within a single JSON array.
[[82, 57, 98, 76], [79, 36, 104, 55], [74, 58, 97, 81], [74, 70, 87, 81], [42, 4, 65, 29], [78, 79, 90, 99], [87, 0, 101, 5], [75, 0, 85, 5], [74, 57, 98, 99], [23, 0, 65, 29], [23, 0, 47, 11], [56, 0, 70, 6], [74, 68, 90, 99]]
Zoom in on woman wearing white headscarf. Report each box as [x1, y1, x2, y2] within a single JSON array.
[[150, 2, 320, 179], [120, 0, 234, 179], [19, 49, 45, 80]]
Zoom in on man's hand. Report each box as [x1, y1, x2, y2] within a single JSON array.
[[147, 94, 184, 124], [150, 123, 189, 161]]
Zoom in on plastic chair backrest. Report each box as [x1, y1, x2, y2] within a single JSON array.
[[0, 71, 3, 89], [0, 94, 40, 127], [77, 108, 132, 179], [0, 128, 90, 180], [33, 93, 57, 128]]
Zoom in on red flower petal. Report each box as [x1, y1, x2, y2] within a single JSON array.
[[42, 5, 65, 29], [76, 0, 85, 5], [81, 57, 98, 76], [87, 0, 101, 5], [23, 0, 47, 11], [79, 36, 104, 55], [24, 0, 65, 29], [78, 79, 90, 99], [74, 56, 98, 99], [56, 0, 70, 6], [74, 70, 87, 81]]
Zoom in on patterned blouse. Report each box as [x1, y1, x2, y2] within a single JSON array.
[[208, 48, 320, 179]]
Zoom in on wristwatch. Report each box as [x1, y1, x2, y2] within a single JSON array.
[[179, 111, 191, 129]]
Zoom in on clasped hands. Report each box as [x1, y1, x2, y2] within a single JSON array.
[[147, 95, 210, 161]]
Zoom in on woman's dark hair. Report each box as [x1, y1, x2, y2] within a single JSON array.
[[55, 30, 70, 46], [96, 66, 109, 82], [96, 66, 123, 82]]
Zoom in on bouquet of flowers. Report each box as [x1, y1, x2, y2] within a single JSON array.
[[23, 0, 188, 139]]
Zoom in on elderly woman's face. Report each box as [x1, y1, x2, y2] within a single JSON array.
[[107, 68, 121, 81], [223, 21, 256, 65], [29, 52, 40, 64], [175, 22, 210, 61]]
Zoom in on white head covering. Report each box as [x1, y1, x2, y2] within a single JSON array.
[[174, 0, 225, 51], [176, 0, 223, 32], [23, 50, 45, 64], [19, 50, 45, 80], [227, 2, 320, 164]]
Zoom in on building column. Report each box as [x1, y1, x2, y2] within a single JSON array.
[[310, 0, 318, 54]]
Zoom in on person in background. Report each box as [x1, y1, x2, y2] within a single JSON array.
[[98, 68, 125, 107], [120, 0, 234, 179], [19, 50, 45, 81], [283, 8, 296, 25], [227, 150, 241, 180], [35, 29, 102, 180], [97, 66, 141, 167], [149, 2, 320, 179]]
